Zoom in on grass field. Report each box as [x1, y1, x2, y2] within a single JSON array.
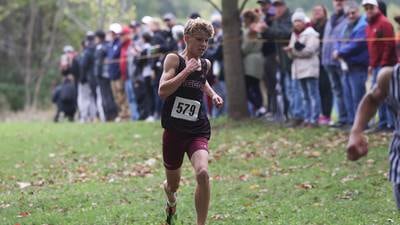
[[0, 119, 399, 225]]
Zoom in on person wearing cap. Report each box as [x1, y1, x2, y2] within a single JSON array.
[[363, 0, 397, 132], [94, 30, 118, 122], [257, 0, 279, 118], [333, 0, 369, 127], [263, 0, 304, 126], [78, 32, 98, 123], [321, 0, 348, 129], [285, 9, 321, 127]]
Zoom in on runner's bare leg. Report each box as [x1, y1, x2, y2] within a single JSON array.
[[191, 150, 210, 225]]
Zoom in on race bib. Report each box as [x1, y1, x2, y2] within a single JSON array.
[[171, 97, 201, 121]]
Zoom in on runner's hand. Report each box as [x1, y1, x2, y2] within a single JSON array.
[[212, 94, 224, 108], [347, 133, 368, 161], [185, 58, 201, 73]]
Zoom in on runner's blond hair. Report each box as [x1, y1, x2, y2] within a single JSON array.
[[184, 18, 214, 38]]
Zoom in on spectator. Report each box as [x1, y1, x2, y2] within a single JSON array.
[[148, 18, 169, 118], [137, 31, 156, 121], [204, 15, 227, 118], [311, 4, 333, 125], [363, 0, 397, 132], [257, 0, 279, 118], [189, 12, 201, 19], [120, 26, 139, 121], [107, 23, 129, 121], [163, 13, 179, 53], [334, 0, 369, 125], [321, 0, 348, 128], [171, 24, 185, 52], [242, 9, 267, 117], [262, 0, 303, 125], [78, 32, 97, 122], [94, 30, 118, 122], [378, 0, 387, 17], [286, 9, 321, 127], [53, 76, 77, 122]]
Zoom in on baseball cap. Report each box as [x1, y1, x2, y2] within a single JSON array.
[[271, 0, 285, 5], [163, 13, 176, 21], [362, 0, 378, 6], [120, 26, 132, 35], [257, 0, 271, 4], [109, 23, 122, 34], [63, 45, 74, 53]]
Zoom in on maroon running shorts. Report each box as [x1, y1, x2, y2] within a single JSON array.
[[162, 129, 209, 170]]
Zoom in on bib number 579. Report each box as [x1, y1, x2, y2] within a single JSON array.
[[171, 97, 201, 121]]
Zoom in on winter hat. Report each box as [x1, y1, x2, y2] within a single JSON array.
[[291, 8, 308, 23]]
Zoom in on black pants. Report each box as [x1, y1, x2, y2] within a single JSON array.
[[245, 75, 263, 110], [319, 66, 333, 118], [263, 54, 278, 114]]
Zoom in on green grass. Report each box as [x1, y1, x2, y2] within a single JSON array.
[[0, 119, 399, 225]]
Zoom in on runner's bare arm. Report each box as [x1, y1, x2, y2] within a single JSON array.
[[158, 54, 200, 100], [351, 67, 393, 134], [347, 67, 393, 161]]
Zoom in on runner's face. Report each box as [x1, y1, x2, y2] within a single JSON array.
[[185, 32, 209, 57]]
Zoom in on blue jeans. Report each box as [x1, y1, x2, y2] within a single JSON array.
[[340, 66, 367, 124], [284, 73, 303, 120], [212, 80, 227, 118], [372, 67, 394, 128], [324, 65, 347, 124], [125, 79, 139, 120], [299, 78, 321, 124]]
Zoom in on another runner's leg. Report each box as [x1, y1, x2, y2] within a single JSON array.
[[191, 150, 210, 225], [165, 168, 181, 205]]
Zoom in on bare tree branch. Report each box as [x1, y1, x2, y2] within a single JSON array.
[[62, 1, 90, 32], [239, 0, 250, 13], [32, 0, 64, 109], [204, 0, 222, 14]]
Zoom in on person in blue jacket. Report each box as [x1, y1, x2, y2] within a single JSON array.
[[333, 0, 369, 125]]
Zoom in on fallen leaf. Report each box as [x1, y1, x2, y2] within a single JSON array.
[[17, 211, 30, 218], [17, 182, 31, 189], [239, 174, 249, 181], [296, 182, 313, 190]]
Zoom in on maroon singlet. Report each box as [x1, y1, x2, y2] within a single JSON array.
[[161, 54, 211, 139]]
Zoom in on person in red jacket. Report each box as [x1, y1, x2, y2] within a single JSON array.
[[363, 0, 397, 132]]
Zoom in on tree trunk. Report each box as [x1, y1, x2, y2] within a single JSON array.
[[32, 1, 64, 109], [221, 0, 248, 119], [24, 0, 38, 110]]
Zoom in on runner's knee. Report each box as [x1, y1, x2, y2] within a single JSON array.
[[196, 168, 209, 185]]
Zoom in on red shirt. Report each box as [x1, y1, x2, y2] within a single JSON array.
[[366, 12, 397, 67], [119, 39, 131, 81]]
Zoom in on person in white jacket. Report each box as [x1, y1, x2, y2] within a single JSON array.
[[285, 9, 322, 127]]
